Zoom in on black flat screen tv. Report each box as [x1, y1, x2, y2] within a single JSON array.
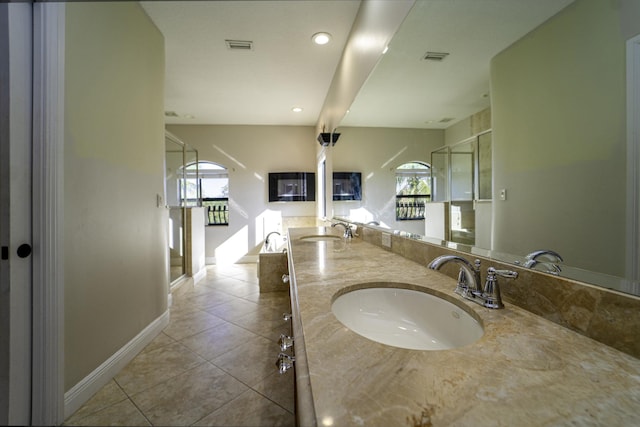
[[333, 172, 362, 201], [268, 172, 316, 202]]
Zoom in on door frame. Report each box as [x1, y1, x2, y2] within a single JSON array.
[[627, 33, 640, 282], [31, 3, 65, 425]]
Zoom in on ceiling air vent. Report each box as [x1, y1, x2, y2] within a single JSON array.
[[164, 111, 179, 117], [439, 117, 455, 123], [423, 51, 449, 61], [225, 39, 253, 50]]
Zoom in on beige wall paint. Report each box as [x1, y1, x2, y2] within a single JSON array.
[[166, 125, 317, 262], [332, 127, 444, 235], [444, 117, 472, 146], [64, 3, 167, 390], [491, 0, 627, 276]]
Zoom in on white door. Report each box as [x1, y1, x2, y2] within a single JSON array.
[[0, 3, 33, 425]]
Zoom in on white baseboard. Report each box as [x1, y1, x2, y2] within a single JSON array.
[[63, 310, 170, 419], [193, 267, 207, 284]]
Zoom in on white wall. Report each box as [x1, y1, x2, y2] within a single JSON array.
[[491, 0, 627, 276], [64, 2, 167, 390], [166, 125, 317, 263]]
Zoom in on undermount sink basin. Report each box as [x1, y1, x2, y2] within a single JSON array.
[[331, 286, 483, 350], [299, 234, 342, 242]]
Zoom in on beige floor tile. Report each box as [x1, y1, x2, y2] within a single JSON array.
[[211, 335, 280, 387], [131, 362, 248, 426], [186, 290, 238, 311], [231, 306, 291, 339], [64, 380, 129, 424], [64, 398, 150, 426], [181, 320, 260, 360], [243, 291, 290, 309], [163, 309, 226, 341], [193, 389, 294, 427], [202, 297, 260, 322], [115, 341, 205, 395], [212, 280, 260, 298], [141, 331, 176, 354], [172, 281, 216, 299], [252, 371, 296, 413]]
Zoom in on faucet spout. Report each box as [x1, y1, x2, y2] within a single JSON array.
[[428, 255, 481, 296], [265, 231, 281, 244], [332, 222, 353, 239], [523, 249, 563, 271]]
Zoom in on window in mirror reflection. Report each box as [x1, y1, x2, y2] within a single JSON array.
[[395, 162, 430, 221]]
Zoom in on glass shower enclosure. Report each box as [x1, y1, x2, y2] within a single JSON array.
[[165, 131, 199, 284]]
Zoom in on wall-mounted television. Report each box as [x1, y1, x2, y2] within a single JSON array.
[[268, 172, 316, 202], [333, 172, 362, 201]]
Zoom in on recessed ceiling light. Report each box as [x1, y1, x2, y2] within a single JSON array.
[[312, 32, 331, 45], [292, 107, 303, 113]]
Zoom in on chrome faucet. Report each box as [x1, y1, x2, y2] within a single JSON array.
[[265, 231, 281, 244], [428, 255, 518, 309], [332, 222, 354, 239], [522, 249, 563, 274], [428, 255, 482, 297]]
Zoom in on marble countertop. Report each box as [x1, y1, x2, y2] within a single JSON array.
[[286, 227, 640, 427]]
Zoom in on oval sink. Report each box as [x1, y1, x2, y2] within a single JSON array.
[[331, 286, 483, 350], [299, 235, 342, 242]]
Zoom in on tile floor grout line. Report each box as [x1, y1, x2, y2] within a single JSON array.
[[114, 342, 209, 398], [203, 357, 294, 418]]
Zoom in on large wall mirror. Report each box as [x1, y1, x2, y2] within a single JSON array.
[[338, 0, 640, 296]]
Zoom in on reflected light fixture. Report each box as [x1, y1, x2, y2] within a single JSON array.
[[292, 107, 303, 113], [312, 32, 332, 45]]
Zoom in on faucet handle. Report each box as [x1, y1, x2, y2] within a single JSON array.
[[483, 267, 504, 309], [483, 268, 518, 309], [494, 269, 518, 279]]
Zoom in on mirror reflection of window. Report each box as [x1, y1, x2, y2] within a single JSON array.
[[395, 162, 430, 221]]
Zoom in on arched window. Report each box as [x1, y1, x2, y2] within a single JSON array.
[[180, 161, 229, 225], [395, 161, 430, 220]]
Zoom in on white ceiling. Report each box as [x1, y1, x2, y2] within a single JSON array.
[[140, 0, 360, 126], [141, 0, 574, 129]]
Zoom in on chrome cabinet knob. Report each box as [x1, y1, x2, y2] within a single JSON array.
[[282, 274, 290, 283], [278, 334, 294, 351], [283, 313, 292, 321], [275, 353, 295, 374]]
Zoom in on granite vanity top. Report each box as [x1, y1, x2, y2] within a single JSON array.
[[286, 227, 640, 427]]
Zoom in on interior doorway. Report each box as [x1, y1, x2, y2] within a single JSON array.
[[627, 33, 640, 282]]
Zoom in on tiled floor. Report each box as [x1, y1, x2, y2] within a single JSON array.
[[64, 263, 295, 426]]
